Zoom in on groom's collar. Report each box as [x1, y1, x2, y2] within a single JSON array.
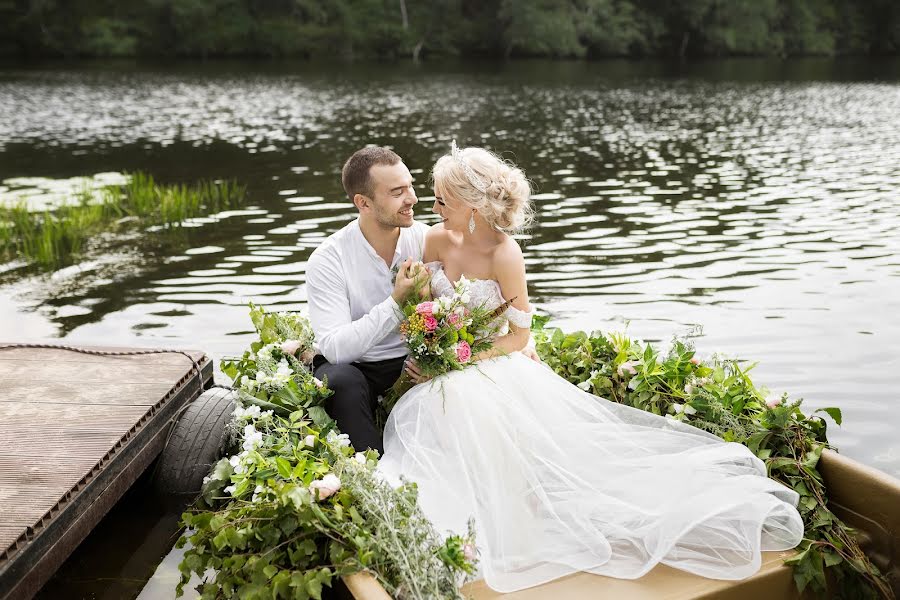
[[352, 217, 402, 269]]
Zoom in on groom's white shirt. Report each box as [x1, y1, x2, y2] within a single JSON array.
[[306, 217, 428, 364]]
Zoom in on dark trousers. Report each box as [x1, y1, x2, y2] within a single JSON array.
[[313, 354, 406, 456]]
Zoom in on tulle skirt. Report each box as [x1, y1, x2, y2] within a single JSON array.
[[376, 353, 804, 593]]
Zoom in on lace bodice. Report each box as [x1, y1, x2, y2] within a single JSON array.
[[427, 263, 533, 329]]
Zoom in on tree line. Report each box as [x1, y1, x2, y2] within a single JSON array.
[[2, 0, 899, 60]]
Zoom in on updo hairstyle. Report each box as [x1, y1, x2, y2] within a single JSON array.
[[433, 146, 534, 233]]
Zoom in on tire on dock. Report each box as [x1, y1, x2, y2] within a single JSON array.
[[152, 386, 237, 503]]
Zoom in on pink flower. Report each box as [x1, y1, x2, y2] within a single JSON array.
[[463, 542, 477, 562], [766, 395, 782, 409], [423, 315, 438, 332], [690, 356, 701, 365], [415, 301, 434, 317], [447, 312, 463, 329], [280, 340, 302, 356], [456, 341, 472, 363], [309, 473, 341, 500], [617, 360, 638, 377]]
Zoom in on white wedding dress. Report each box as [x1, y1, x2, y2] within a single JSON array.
[[376, 266, 804, 593]]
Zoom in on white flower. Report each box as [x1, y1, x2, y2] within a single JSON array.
[[233, 404, 262, 421], [684, 384, 693, 395], [354, 452, 367, 464], [276, 359, 292, 377], [202, 475, 211, 485], [309, 473, 341, 500], [326, 430, 351, 448], [416, 344, 427, 354], [672, 403, 684, 414], [224, 484, 237, 495], [683, 404, 697, 415], [312, 377, 325, 388], [303, 434, 316, 447], [242, 423, 263, 451], [577, 380, 592, 391], [252, 484, 265, 502], [229, 452, 248, 474], [460, 292, 471, 304]]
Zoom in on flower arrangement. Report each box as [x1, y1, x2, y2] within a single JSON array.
[[178, 303, 478, 599], [379, 274, 510, 420], [531, 316, 892, 600], [221, 302, 330, 422]]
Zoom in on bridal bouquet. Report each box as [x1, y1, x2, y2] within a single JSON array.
[[379, 274, 511, 420]]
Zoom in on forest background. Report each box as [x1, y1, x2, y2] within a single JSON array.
[[2, 0, 899, 60]]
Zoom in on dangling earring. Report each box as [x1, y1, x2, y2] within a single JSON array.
[[468, 211, 476, 234]]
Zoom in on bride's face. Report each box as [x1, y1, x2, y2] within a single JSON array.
[[432, 183, 469, 232]]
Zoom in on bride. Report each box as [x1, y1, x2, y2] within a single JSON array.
[[375, 143, 804, 593]]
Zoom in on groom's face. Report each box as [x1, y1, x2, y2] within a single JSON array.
[[366, 162, 418, 228]]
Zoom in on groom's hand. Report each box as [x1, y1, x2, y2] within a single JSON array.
[[391, 258, 417, 303], [404, 358, 432, 384]]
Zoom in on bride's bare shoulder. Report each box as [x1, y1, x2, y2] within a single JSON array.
[[491, 235, 525, 274], [423, 223, 449, 262]]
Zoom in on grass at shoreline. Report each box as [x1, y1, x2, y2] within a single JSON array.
[[0, 172, 246, 270]]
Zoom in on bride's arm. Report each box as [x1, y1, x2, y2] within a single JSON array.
[[473, 241, 531, 361]]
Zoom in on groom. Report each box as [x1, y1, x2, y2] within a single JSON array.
[[306, 146, 428, 455]]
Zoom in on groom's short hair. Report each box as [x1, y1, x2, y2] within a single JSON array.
[[342, 146, 402, 201]]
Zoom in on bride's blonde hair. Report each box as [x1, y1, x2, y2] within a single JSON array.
[[433, 145, 533, 233]]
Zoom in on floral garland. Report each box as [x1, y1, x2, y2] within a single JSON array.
[[531, 317, 893, 599], [176, 304, 476, 599]]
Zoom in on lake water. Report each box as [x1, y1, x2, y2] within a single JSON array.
[[2, 58, 899, 597]]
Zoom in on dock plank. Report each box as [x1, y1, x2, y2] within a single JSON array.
[[0, 343, 212, 600]]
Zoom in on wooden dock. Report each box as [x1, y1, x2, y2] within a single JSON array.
[[0, 344, 212, 600]]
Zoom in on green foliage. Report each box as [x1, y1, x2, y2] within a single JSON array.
[[179, 304, 477, 599], [0, 172, 246, 270], [3, 0, 898, 59], [531, 317, 893, 599]]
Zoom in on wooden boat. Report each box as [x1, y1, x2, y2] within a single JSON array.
[[342, 449, 900, 599]]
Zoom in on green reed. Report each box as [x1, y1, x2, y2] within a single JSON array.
[[0, 173, 246, 270]]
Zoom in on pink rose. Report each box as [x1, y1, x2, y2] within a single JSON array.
[[309, 473, 341, 500], [447, 312, 462, 329], [456, 341, 472, 363], [423, 315, 438, 332], [766, 395, 782, 409], [415, 301, 434, 317], [617, 360, 638, 376], [280, 340, 302, 356], [463, 542, 477, 562], [690, 356, 701, 365]]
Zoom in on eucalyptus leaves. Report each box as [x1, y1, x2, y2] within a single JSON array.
[[531, 316, 892, 599]]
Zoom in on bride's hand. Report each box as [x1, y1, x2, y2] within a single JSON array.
[[408, 261, 432, 299], [404, 357, 432, 384], [522, 347, 543, 364]]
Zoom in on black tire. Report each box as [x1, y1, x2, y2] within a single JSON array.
[[152, 386, 237, 501]]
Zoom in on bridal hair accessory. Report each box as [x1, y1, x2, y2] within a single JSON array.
[[468, 210, 476, 234], [451, 139, 489, 195]]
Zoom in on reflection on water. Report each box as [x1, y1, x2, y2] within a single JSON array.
[[2, 58, 899, 598]]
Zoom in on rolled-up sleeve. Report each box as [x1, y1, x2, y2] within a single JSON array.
[[306, 247, 402, 364]]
